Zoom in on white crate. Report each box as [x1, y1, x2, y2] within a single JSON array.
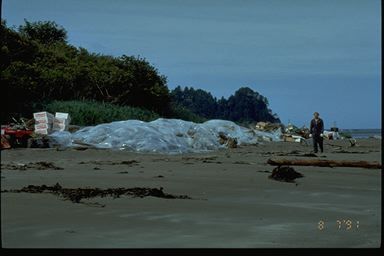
[[34, 128, 50, 135], [34, 118, 54, 124], [55, 112, 70, 119], [34, 112, 54, 124], [34, 123, 52, 130], [54, 118, 70, 125], [33, 111, 54, 120]]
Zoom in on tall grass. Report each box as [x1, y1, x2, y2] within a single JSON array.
[[43, 100, 160, 126]]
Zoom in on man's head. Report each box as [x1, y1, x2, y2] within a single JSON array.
[[313, 112, 320, 119]]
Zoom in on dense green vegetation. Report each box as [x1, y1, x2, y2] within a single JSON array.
[[1, 20, 170, 120], [43, 100, 159, 126], [171, 86, 280, 124], [1, 19, 280, 125]]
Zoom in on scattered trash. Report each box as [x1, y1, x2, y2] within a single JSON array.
[[218, 132, 238, 148], [349, 139, 357, 147], [321, 122, 341, 140], [1, 183, 193, 204], [281, 122, 310, 143], [323, 130, 341, 140], [26, 135, 50, 148], [269, 166, 304, 182], [227, 137, 238, 148], [282, 134, 307, 144], [255, 122, 282, 132], [285, 123, 310, 138], [1, 122, 34, 149], [1, 135, 11, 149], [283, 121, 347, 141]]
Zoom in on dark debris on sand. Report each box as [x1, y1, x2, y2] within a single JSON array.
[[79, 160, 139, 165], [332, 150, 370, 154], [1, 162, 63, 170], [269, 166, 304, 183], [1, 183, 192, 203]]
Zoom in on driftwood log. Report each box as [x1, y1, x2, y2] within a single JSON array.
[[267, 158, 381, 169]]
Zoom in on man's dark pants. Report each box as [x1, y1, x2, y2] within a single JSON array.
[[312, 134, 323, 153]]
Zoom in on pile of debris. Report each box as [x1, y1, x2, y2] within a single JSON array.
[[218, 132, 238, 148], [282, 123, 309, 143], [255, 122, 282, 132], [1, 111, 72, 149], [253, 122, 284, 142], [280, 123, 341, 142], [1, 118, 35, 149]]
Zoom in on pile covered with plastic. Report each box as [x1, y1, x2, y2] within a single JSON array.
[[48, 118, 282, 154]]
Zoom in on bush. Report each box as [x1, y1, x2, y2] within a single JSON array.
[[42, 100, 159, 126]]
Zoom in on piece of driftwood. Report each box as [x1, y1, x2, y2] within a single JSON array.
[[267, 158, 381, 169]]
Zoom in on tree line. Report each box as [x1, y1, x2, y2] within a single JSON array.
[[171, 86, 280, 124], [1, 20, 280, 125]]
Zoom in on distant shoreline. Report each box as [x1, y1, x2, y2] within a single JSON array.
[[338, 129, 381, 139]]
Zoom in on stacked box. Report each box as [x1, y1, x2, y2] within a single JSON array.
[[34, 129, 50, 135], [34, 123, 51, 130], [53, 112, 71, 131], [55, 112, 70, 119], [33, 111, 54, 123], [33, 112, 54, 134]]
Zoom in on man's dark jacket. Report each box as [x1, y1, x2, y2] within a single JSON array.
[[310, 118, 324, 136]]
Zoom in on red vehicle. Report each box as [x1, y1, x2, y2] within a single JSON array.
[[1, 125, 34, 149]]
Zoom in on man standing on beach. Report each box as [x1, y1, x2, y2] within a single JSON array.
[[310, 112, 324, 153]]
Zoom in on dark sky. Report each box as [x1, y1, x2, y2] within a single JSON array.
[[3, 0, 381, 128]]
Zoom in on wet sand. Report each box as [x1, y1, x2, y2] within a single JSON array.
[[1, 138, 381, 248]]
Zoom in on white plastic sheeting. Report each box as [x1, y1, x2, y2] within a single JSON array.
[[48, 118, 282, 154]]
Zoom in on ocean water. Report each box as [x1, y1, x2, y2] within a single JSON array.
[[339, 129, 382, 139]]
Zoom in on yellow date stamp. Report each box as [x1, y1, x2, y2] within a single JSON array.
[[318, 220, 360, 230]]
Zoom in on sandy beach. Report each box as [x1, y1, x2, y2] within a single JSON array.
[[1, 138, 381, 248]]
